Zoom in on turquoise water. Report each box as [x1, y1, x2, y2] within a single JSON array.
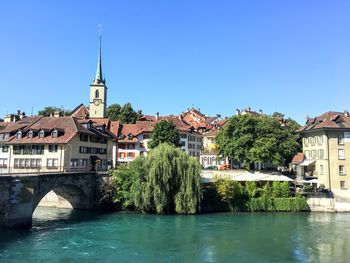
[[1, 209, 350, 263]]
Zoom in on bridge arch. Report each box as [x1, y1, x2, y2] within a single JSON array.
[[33, 184, 90, 212], [1, 173, 98, 229]]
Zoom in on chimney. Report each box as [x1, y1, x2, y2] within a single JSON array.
[[155, 112, 159, 120], [259, 109, 263, 115], [247, 107, 251, 112], [19, 111, 25, 120], [216, 114, 221, 118], [235, 109, 240, 116], [54, 111, 61, 118]]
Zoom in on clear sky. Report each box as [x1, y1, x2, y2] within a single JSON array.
[[1, 0, 349, 124]]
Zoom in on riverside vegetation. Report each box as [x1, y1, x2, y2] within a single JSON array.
[[109, 144, 308, 214]]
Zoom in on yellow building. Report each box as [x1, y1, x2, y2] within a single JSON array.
[[297, 111, 350, 197]]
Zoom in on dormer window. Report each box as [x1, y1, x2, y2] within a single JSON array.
[[82, 122, 92, 130], [95, 90, 99, 99], [16, 131, 22, 139], [39, 130, 45, 138], [27, 131, 33, 138], [52, 130, 58, 138]]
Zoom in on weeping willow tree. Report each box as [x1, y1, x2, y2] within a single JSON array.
[[112, 143, 202, 214]]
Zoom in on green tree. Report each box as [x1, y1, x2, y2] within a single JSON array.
[[245, 181, 259, 198], [148, 120, 181, 148], [215, 178, 244, 211], [38, 106, 71, 117], [215, 114, 301, 169], [107, 103, 142, 123], [112, 143, 202, 214]]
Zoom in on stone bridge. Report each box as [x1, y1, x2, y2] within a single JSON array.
[[0, 172, 104, 229]]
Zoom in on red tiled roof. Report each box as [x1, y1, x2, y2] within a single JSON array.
[[297, 111, 350, 133], [70, 103, 89, 119], [292, 153, 304, 164]]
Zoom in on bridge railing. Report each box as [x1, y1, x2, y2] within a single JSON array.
[[0, 166, 109, 176]]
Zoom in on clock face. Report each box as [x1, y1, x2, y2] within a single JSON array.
[[94, 100, 101, 106]]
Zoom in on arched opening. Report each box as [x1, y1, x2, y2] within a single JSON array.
[[95, 89, 99, 98], [32, 185, 89, 225]]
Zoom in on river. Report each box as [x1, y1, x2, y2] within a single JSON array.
[[0, 208, 349, 263]]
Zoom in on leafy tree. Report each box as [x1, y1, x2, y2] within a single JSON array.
[[215, 114, 301, 169], [148, 120, 181, 148], [112, 143, 202, 214], [272, 181, 290, 198], [245, 181, 259, 198], [107, 103, 122, 121], [215, 178, 244, 211], [38, 106, 71, 117], [107, 103, 142, 123]]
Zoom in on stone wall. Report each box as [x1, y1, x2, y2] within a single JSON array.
[[0, 176, 11, 226]]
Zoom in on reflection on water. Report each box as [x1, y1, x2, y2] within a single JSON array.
[[0, 209, 350, 263]]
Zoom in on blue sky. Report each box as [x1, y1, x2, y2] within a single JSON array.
[[1, 0, 349, 124]]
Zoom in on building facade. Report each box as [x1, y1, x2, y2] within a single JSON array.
[[297, 111, 350, 196], [0, 116, 114, 174]]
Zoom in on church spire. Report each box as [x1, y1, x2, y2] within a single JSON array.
[[94, 34, 105, 84]]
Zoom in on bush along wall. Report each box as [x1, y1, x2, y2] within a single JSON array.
[[214, 179, 310, 212]]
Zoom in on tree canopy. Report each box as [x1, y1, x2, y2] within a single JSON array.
[[112, 143, 202, 214], [148, 120, 181, 148], [107, 103, 142, 123], [38, 106, 71, 117], [215, 114, 301, 169]]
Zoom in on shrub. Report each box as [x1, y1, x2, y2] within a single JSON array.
[[245, 181, 259, 198], [248, 197, 309, 212], [215, 179, 245, 211]]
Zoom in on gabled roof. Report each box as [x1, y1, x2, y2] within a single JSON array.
[[292, 153, 305, 164], [297, 111, 350, 133], [0, 116, 42, 134], [70, 103, 90, 119]]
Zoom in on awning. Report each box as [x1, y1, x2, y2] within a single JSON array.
[[260, 174, 294, 182], [301, 179, 319, 184], [299, 160, 315, 166]]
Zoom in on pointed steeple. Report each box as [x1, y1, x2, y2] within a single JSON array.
[[94, 35, 105, 84]]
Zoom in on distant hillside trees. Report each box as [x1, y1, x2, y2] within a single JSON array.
[[107, 103, 142, 124], [38, 106, 71, 117]]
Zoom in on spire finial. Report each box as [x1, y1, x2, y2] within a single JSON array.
[[94, 24, 104, 84]]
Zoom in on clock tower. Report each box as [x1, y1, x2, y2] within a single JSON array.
[[89, 35, 107, 118]]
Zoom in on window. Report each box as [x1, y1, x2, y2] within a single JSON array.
[[52, 130, 58, 138], [319, 165, 324, 175], [118, 152, 125, 159], [317, 136, 323, 145], [1, 146, 8, 153], [338, 149, 345, 160], [338, 134, 345, 145], [304, 138, 309, 147], [16, 131, 22, 139], [180, 133, 187, 139], [318, 149, 324, 159], [0, 158, 8, 168], [49, 145, 58, 152], [38, 131, 45, 138], [127, 144, 135, 149], [70, 159, 79, 167], [311, 150, 316, 159], [139, 142, 145, 148], [27, 131, 33, 138], [340, 181, 346, 190], [143, 134, 150, 139], [80, 134, 89, 142], [339, 165, 345, 175], [127, 152, 134, 158], [310, 137, 316, 146], [95, 89, 99, 98]]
